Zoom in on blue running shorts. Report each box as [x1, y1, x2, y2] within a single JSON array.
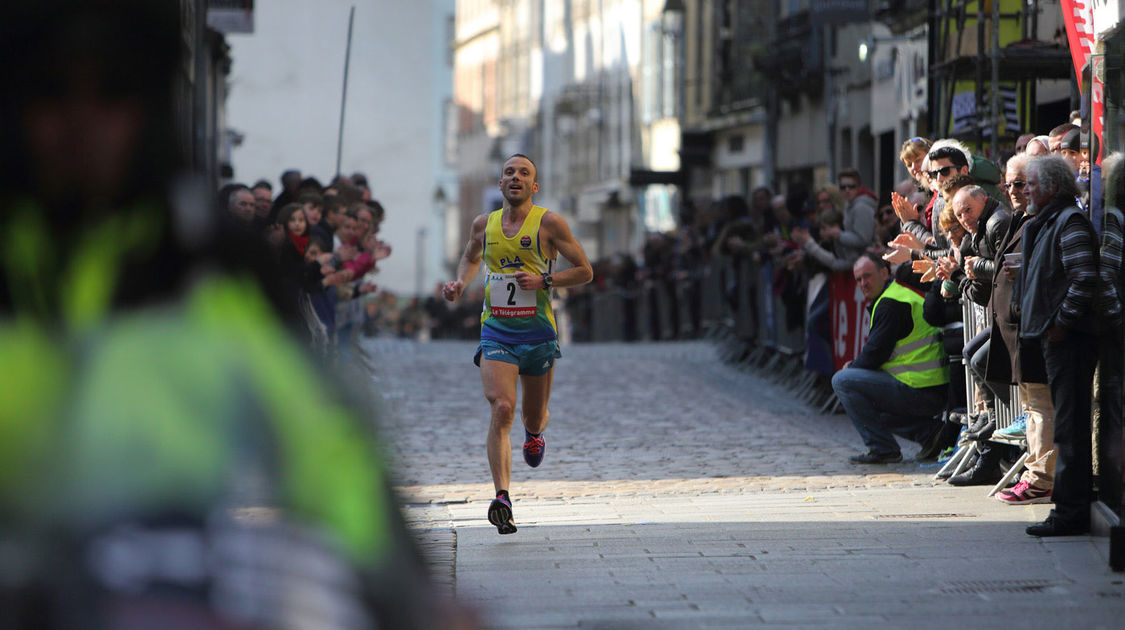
[[474, 339, 562, 376]]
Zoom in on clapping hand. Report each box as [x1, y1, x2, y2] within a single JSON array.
[[882, 243, 912, 264], [892, 231, 925, 252], [337, 243, 358, 262], [936, 255, 959, 280], [890, 192, 919, 223], [912, 258, 936, 283], [373, 240, 392, 260], [363, 234, 393, 260]]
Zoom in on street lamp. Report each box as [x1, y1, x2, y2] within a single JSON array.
[[858, 40, 872, 63], [661, 0, 687, 226], [661, 0, 686, 119], [858, 32, 926, 63]]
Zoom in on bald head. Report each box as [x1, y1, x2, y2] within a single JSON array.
[[854, 254, 890, 302], [951, 186, 988, 234]]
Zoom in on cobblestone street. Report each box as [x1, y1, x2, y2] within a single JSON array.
[[367, 339, 1125, 628]]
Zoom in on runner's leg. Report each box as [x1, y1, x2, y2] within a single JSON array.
[[481, 358, 520, 492], [520, 367, 554, 435]]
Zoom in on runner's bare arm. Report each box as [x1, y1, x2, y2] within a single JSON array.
[[443, 214, 488, 302], [540, 211, 593, 289]]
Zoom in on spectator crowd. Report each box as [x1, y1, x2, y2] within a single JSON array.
[[563, 118, 1123, 536], [216, 169, 439, 357], [226, 123, 1122, 536]]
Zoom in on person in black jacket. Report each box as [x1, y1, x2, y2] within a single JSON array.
[[942, 186, 1014, 485], [954, 186, 1011, 299], [1016, 155, 1114, 536]]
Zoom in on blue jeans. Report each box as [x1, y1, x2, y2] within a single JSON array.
[[831, 367, 946, 456]]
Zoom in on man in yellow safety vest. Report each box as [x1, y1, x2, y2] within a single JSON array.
[[832, 254, 952, 464]]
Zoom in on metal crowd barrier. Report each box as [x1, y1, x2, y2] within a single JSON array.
[[702, 256, 835, 409], [563, 254, 843, 411], [936, 298, 1029, 495]]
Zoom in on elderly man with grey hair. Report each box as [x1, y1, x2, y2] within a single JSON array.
[[986, 153, 1058, 506], [1015, 155, 1115, 536]]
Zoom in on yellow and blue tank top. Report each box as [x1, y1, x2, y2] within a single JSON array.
[[480, 205, 557, 343]]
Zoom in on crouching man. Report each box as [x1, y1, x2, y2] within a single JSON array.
[[833, 254, 951, 463]]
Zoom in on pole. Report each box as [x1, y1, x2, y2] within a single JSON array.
[[824, 24, 836, 183], [336, 5, 356, 178], [416, 228, 427, 298], [990, 0, 999, 158]]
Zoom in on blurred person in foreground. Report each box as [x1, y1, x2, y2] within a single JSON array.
[[0, 2, 466, 628], [1098, 153, 1125, 514]]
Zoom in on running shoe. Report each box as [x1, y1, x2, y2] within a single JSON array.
[[937, 446, 957, 462], [487, 493, 517, 535], [995, 414, 1027, 439], [523, 430, 545, 468], [996, 480, 1052, 505]]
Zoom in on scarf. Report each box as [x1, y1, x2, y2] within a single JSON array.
[[288, 231, 309, 256]]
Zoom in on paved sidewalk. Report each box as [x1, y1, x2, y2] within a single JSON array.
[[367, 339, 1125, 628]]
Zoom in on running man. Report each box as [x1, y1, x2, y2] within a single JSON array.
[[442, 154, 593, 534]]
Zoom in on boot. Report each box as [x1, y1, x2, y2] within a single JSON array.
[[963, 411, 995, 441], [948, 445, 1003, 486]]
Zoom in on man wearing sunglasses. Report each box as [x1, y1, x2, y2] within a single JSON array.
[[836, 168, 878, 253], [926, 143, 1009, 215], [926, 147, 971, 188]]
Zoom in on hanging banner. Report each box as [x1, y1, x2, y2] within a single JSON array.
[[1060, 0, 1095, 90], [805, 273, 834, 376], [1061, 0, 1105, 166], [1092, 54, 1106, 165], [829, 272, 871, 371]]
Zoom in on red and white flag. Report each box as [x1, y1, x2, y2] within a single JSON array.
[[1060, 0, 1103, 163]]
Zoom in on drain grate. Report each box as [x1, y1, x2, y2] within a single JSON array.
[[873, 513, 973, 519], [941, 580, 1057, 594]]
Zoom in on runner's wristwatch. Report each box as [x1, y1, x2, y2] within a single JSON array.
[[541, 273, 553, 288]]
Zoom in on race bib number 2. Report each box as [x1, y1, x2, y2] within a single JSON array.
[[489, 273, 537, 317]]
